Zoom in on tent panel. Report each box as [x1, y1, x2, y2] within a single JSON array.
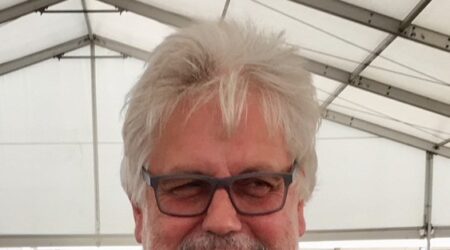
[[0, 47, 95, 234], [96, 55, 145, 234], [225, 0, 388, 72], [98, 144, 135, 234], [94, 46, 125, 56], [0, 8, 87, 64], [64, 45, 123, 57], [88, 11, 175, 53], [48, 0, 82, 10], [307, 133, 425, 230], [86, 0, 117, 10], [96, 55, 145, 142], [0, 59, 93, 143], [0, 0, 27, 10], [413, 0, 450, 35], [432, 155, 450, 226], [317, 120, 376, 139], [138, 0, 225, 20], [63, 46, 91, 56], [312, 74, 343, 105], [301, 50, 359, 78], [0, 144, 95, 234], [339, 0, 420, 20], [361, 37, 450, 104], [330, 86, 450, 144]]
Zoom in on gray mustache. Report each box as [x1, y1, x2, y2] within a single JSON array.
[[178, 232, 268, 250]]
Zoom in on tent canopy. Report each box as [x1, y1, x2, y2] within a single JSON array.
[[0, 0, 449, 247]]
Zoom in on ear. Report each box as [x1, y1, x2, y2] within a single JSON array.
[[132, 203, 144, 243], [297, 200, 306, 237]]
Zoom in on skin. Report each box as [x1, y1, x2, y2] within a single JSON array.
[[132, 95, 306, 250]]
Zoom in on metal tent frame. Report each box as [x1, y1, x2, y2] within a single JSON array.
[[0, 0, 449, 248]]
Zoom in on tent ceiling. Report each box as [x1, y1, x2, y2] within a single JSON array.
[[227, 0, 389, 73], [138, 0, 225, 20], [413, 0, 450, 35], [1, 0, 448, 155], [290, 0, 450, 53], [97, 0, 193, 27], [1, 0, 450, 247], [361, 37, 450, 104], [0, 9, 86, 63], [0, 0, 65, 24], [331, 86, 450, 144]]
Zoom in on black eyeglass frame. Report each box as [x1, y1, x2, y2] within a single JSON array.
[[141, 161, 298, 217]]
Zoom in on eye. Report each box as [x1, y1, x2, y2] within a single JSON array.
[[159, 178, 210, 198], [233, 176, 283, 198]]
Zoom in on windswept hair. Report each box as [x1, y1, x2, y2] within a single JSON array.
[[121, 20, 321, 206]]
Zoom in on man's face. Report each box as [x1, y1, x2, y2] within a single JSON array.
[[133, 95, 306, 250]]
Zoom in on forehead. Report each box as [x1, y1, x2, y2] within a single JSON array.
[[149, 95, 291, 175]]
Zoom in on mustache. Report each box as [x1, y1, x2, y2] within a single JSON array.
[[178, 232, 268, 250]]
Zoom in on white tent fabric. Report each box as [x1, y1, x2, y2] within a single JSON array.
[[433, 155, 450, 226], [0, 0, 449, 248], [310, 123, 426, 230]]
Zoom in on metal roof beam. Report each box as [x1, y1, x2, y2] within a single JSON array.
[[435, 226, 450, 238], [323, 110, 450, 158], [96, 0, 193, 28], [304, 59, 450, 117], [289, 0, 450, 53], [93, 35, 151, 61], [0, 36, 90, 76], [0, 0, 66, 24], [81, 0, 94, 40], [290, 0, 398, 33], [320, 0, 431, 109], [350, 0, 430, 79]]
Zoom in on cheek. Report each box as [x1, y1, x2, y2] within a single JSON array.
[[247, 210, 297, 243], [143, 197, 202, 249], [244, 190, 301, 248]]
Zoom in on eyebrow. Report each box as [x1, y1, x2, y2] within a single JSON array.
[[169, 169, 207, 175], [158, 164, 215, 176], [149, 162, 292, 177], [239, 165, 293, 175], [238, 166, 273, 174]]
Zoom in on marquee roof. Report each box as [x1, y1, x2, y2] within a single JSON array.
[[0, 0, 449, 248]]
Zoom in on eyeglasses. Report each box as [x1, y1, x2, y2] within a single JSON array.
[[141, 161, 297, 217]]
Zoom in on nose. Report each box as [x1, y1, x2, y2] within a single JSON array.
[[201, 189, 242, 235]]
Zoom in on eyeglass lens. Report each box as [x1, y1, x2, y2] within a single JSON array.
[[154, 174, 288, 216]]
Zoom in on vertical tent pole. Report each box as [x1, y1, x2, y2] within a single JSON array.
[[90, 41, 101, 245], [82, 0, 101, 244], [424, 151, 434, 250]]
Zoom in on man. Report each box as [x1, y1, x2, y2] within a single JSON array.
[[121, 20, 320, 250]]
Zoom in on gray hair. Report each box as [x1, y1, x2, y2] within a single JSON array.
[[121, 20, 321, 207]]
